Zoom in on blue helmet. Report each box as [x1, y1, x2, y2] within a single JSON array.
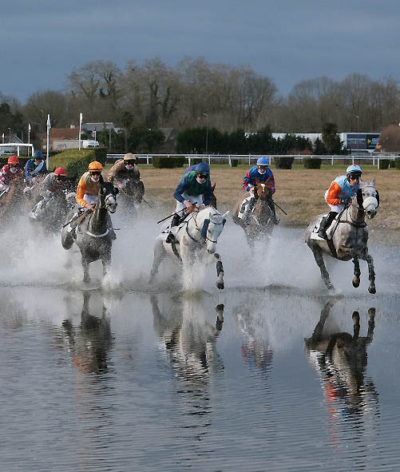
[[195, 162, 210, 174], [34, 151, 44, 159], [346, 164, 362, 178], [257, 157, 269, 166]]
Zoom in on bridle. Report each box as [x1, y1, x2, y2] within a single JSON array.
[[184, 209, 226, 244]]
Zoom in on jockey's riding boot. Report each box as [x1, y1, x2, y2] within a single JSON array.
[[317, 212, 337, 239], [166, 213, 181, 243], [269, 202, 280, 225]]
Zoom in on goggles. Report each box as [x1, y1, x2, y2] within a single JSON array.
[[90, 171, 101, 176], [125, 160, 135, 165], [197, 173, 208, 179], [349, 175, 360, 181], [55, 175, 66, 181], [9, 164, 18, 168]]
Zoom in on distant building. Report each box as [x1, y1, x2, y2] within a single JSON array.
[[48, 126, 79, 151]]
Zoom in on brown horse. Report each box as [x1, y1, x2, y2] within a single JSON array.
[[232, 177, 274, 247]]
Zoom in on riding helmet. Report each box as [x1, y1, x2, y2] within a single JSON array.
[[54, 167, 67, 176], [88, 161, 103, 172], [7, 155, 19, 165], [346, 164, 362, 179], [257, 157, 269, 166], [34, 151, 44, 159], [123, 153, 137, 162], [195, 162, 210, 174]]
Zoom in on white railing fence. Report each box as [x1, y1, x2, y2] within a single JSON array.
[[106, 153, 400, 168]]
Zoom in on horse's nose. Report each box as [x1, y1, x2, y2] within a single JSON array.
[[366, 209, 376, 219]]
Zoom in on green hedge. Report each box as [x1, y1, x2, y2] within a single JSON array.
[[152, 156, 186, 168], [48, 148, 107, 177], [393, 158, 400, 170], [273, 156, 295, 169], [230, 159, 239, 167], [379, 159, 391, 170], [303, 157, 322, 169]]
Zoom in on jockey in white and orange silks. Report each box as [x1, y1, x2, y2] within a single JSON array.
[[318, 164, 362, 239]]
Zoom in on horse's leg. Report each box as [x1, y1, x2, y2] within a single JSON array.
[[82, 256, 90, 283], [366, 308, 376, 344], [312, 245, 334, 290], [102, 249, 112, 278], [352, 311, 360, 340], [360, 248, 376, 294], [352, 254, 361, 288], [210, 252, 224, 290], [149, 240, 166, 284]]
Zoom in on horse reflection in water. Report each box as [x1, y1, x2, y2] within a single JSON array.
[[234, 298, 274, 374], [151, 293, 224, 437], [305, 300, 378, 433], [62, 292, 113, 374]]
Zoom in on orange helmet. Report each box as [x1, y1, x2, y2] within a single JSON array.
[[8, 155, 19, 165], [54, 167, 67, 176], [88, 161, 103, 172]]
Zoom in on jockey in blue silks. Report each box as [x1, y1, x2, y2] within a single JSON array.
[[237, 156, 279, 224], [166, 161, 212, 243], [317, 164, 362, 239], [24, 151, 48, 185]]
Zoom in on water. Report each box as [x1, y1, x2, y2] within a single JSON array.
[[1, 210, 400, 471]]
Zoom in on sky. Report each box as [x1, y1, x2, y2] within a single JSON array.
[[2, 0, 400, 103]]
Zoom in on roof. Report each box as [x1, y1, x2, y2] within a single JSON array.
[[49, 128, 79, 140]]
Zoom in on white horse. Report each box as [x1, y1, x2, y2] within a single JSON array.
[[305, 181, 379, 293], [150, 206, 229, 289]]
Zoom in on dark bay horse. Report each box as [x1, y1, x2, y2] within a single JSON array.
[[305, 301, 377, 417], [233, 178, 274, 247], [305, 181, 379, 293], [61, 182, 118, 283]]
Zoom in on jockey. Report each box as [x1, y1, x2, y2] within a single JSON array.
[[29, 167, 67, 219], [108, 152, 144, 200], [237, 156, 278, 224], [318, 164, 362, 239], [69, 161, 116, 239], [24, 151, 48, 186], [166, 161, 212, 242], [0, 155, 24, 194]]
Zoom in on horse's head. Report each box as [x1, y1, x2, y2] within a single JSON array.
[[356, 180, 379, 219], [198, 207, 229, 254], [254, 178, 272, 201], [99, 182, 118, 213]]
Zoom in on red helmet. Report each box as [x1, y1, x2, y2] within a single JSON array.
[[8, 155, 19, 165], [54, 167, 67, 176]]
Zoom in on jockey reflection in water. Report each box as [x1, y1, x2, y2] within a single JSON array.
[[166, 161, 213, 243], [67, 161, 116, 240], [237, 156, 279, 225]]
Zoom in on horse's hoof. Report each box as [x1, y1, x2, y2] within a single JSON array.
[[216, 282, 224, 290], [352, 278, 360, 288], [368, 286, 376, 294]]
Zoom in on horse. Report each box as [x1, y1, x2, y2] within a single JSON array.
[[305, 301, 377, 417], [118, 179, 145, 218], [305, 181, 379, 293], [232, 178, 274, 247], [149, 206, 229, 290], [61, 181, 118, 283], [29, 191, 72, 234]]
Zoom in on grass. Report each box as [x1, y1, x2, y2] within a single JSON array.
[[105, 163, 400, 244]]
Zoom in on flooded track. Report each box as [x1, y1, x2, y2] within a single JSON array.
[[1, 211, 400, 471]]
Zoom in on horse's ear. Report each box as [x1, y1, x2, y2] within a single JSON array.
[[113, 186, 119, 195], [357, 188, 363, 207], [371, 178, 376, 186], [212, 183, 216, 191], [222, 211, 230, 219]]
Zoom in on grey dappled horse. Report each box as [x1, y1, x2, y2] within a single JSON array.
[[305, 300, 377, 417], [233, 178, 274, 248], [150, 206, 229, 290], [305, 181, 379, 293], [61, 182, 118, 283]]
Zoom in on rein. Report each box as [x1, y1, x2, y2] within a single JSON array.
[[185, 209, 224, 244]]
